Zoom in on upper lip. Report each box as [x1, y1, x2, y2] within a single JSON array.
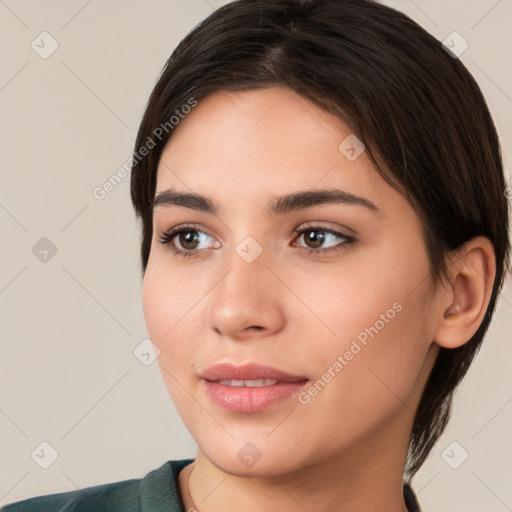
[[199, 362, 308, 382]]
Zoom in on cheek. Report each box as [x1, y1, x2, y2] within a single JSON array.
[[290, 286, 432, 450], [142, 262, 205, 412], [289, 238, 430, 345], [290, 235, 434, 398], [290, 269, 429, 391], [142, 258, 203, 362]]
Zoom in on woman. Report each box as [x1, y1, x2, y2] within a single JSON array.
[[2, 0, 509, 511]]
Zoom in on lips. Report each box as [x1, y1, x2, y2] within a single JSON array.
[[200, 363, 309, 413], [199, 362, 308, 382]]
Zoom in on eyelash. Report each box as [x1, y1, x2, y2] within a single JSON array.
[[157, 223, 356, 259]]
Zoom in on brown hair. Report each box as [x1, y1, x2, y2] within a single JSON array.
[[130, 0, 510, 479]]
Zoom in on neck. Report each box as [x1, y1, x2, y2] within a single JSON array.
[[177, 334, 438, 512], [179, 412, 412, 512]]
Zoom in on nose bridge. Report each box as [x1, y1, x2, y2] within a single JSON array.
[[216, 238, 268, 313], [233, 233, 267, 276], [207, 237, 284, 338]]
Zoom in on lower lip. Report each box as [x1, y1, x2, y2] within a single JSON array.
[[202, 380, 308, 413]]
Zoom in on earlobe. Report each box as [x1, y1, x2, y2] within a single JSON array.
[[434, 237, 496, 349]]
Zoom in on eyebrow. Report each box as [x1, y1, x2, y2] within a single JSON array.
[[152, 188, 380, 215]]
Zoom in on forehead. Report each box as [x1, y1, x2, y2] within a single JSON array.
[[152, 86, 425, 257], [156, 86, 383, 197]]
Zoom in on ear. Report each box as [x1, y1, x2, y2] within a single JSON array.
[[434, 236, 496, 349]]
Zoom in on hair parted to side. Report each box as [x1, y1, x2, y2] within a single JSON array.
[[130, 0, 510, 479]]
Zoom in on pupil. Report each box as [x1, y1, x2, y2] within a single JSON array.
[[180, 231, 199, 250], [306, 230, 324, 248]]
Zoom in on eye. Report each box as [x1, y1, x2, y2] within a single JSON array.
[[157, 223, 355, 258], [293, 226, 355, 254], [157, 224, 219, 257]]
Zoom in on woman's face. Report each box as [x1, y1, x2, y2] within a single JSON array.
[[142, 86, 442, 476]]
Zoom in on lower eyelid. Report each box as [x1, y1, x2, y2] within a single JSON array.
[[159, 226, 354, 255]]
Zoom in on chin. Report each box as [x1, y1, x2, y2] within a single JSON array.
[[194, 432, 318, 479], [209, 451, 297, 478]]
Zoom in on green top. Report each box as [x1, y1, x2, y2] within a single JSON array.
[[1, 459, 421, 511]]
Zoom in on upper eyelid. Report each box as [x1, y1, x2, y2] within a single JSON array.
[[161, 223, 349, 236], [292, 227, 353, 247], [160, 224, 353, 246]]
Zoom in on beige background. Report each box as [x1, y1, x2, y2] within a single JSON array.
[[0, 1, 511, 510]]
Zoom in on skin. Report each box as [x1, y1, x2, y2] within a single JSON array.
[[142, 85, 495, 512]]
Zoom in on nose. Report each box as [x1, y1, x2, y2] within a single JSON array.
[[207, 246, 286, 341]]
